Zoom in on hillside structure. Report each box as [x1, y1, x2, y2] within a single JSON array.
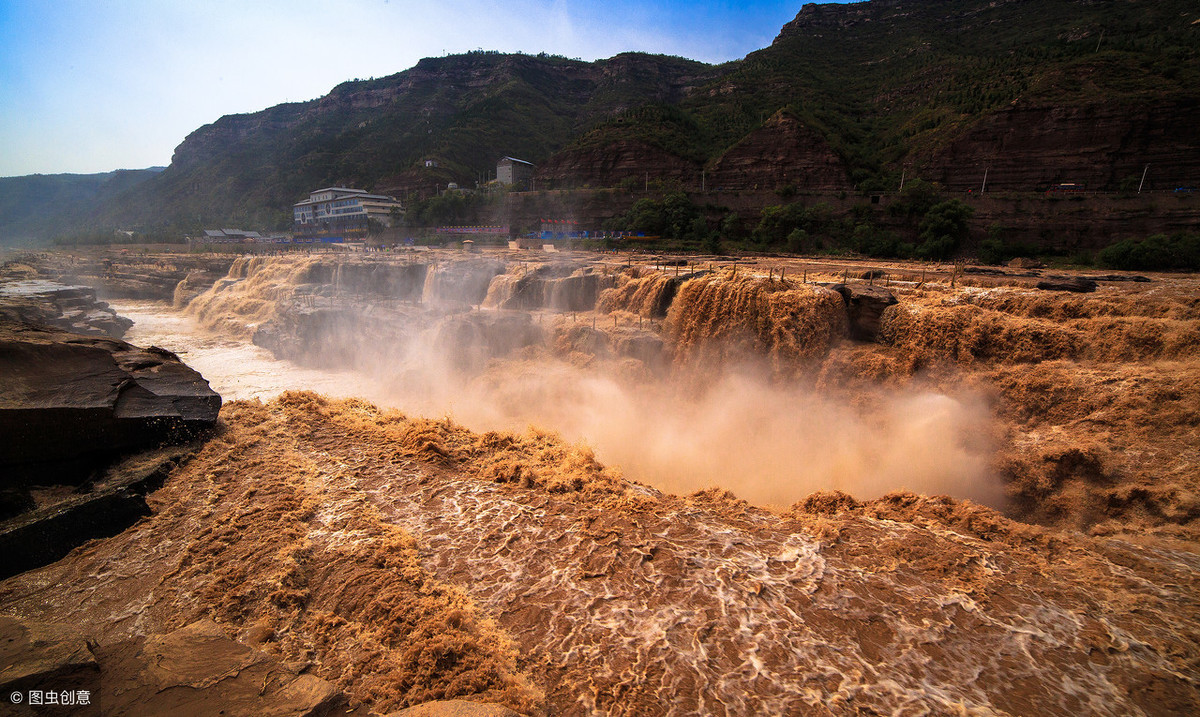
[[496, 157, 534, 189], [293, 187, 404, 238]]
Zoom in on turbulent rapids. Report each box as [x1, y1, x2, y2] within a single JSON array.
[[4, 249, 1200, 715], [178, 254, 1002, 507]]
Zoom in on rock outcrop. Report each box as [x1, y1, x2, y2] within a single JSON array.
[[0, 617, 345, 717], [828, 283, 900, 341], [0, 447, 193, 578], [1036, 276, 1098, 293], [706, 112, 851, 191], [0, 321, 221, 482], [0, 280, 132, 337]]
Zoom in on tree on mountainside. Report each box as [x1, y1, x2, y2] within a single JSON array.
[[612, 192, 702, 240], [916, 199, 974, 260]]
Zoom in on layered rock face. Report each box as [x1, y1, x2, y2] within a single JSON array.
[[535, 139, 700, 188], [0, 280, 131, 337], [706, 112, 852, 191], [931, 99, 1200, 192], [0, 322, 221, 482]]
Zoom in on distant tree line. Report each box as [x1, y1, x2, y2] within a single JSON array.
[[1096, 233, 1200, 272]]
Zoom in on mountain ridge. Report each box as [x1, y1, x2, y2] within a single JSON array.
[[2, 0, 1198, 242]]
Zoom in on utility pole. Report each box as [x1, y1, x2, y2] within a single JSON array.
[[899, 168, 906, 192], [702, 170, 705, 193], [981, 167, 989, 194], [1138, 164, 1149, 194]]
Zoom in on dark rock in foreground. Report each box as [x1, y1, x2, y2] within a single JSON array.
[[0, 448, 193, 579], [0, 321, 221, 483], [1036, 276, 1099, 293], [828, 283, 899, 341]]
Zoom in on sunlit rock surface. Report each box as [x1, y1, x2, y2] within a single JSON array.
[[0, 616, 346, 717], [0, 321, 220, 479], [0, 279, 131, 337]]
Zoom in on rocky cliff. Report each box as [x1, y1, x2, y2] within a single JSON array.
[[110, 52, 717, 228], [929, 98, 1200, 192], [9, 0, 1196, 243], [535, 140, 700, 188], [706, 111, 851, 191]]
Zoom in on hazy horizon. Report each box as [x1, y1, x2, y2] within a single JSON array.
[[0, 0, 858, 179]]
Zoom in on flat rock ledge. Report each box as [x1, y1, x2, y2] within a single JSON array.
[[0, 279, 133, 338], [0, 617, 344, 717], [0, 319, 221, 578], [0, 320, 221, 482]]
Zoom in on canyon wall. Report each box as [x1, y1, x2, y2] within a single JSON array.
[[929, 99, 1200, 193]]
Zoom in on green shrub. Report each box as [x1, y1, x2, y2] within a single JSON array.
[[720, 212, 746, 242], [1097, 233, 1200, 271], [887, 179, 940, 220], [786, 228, 809, 253], [850, 222, 907, 258], [977, 237, 1008, 265], [915, 199, 974, 260], [610, 191, 702, 241], [753, 201, 832, 246]]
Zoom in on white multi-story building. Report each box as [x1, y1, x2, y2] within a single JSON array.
[[293, 187, 404, 237]]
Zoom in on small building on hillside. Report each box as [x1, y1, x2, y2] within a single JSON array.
[[496, 157, 534, 190], [293, 187, 404, 239]]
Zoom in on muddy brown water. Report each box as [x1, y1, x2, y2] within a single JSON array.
[[114, 299, 1001, 509], [3, 258, 1198, 714]]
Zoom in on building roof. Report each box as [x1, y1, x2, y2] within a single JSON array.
[[204, 229, 225, 238], [311, 187, 368, 195], [295, 188, 401, 207], [498, 156, 533, 166]]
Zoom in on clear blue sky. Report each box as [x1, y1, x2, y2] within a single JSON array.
[[0, 0, 854, 178]]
